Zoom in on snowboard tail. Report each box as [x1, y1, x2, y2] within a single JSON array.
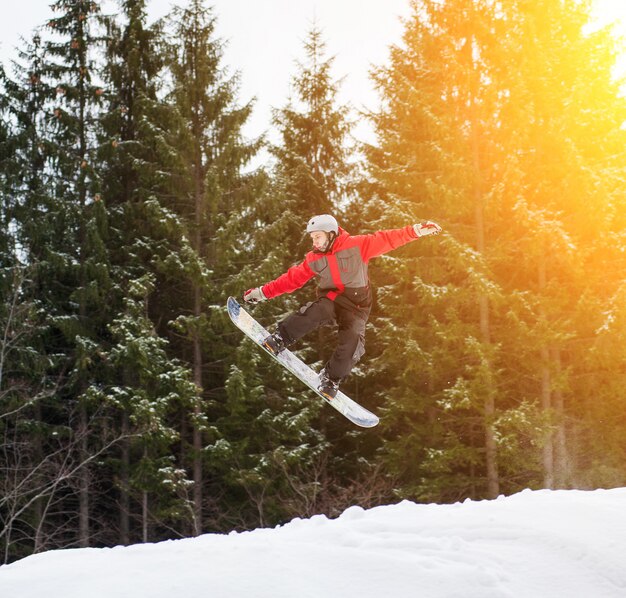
[[226, 296, 379, 428]]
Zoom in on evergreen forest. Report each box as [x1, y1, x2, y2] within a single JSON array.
[[2, 0, 626, 564]]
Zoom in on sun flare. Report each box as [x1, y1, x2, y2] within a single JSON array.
[[590, 0, 626, 77], [592, 0, 626, 32]]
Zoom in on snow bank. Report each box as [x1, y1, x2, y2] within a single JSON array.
[[2, 488, 626, 598]]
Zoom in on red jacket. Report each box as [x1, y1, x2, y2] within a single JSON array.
[[262, 225, 419, 304]]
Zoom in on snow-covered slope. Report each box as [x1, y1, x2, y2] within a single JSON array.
[[2, 488, 626, 598]]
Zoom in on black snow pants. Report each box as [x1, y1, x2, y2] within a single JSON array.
[[277, 297, 368, 381]]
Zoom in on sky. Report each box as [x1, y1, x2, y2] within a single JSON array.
[[0, 0, 413, 146], [1, 0, 626, 146], [1, 488, 626, 597]]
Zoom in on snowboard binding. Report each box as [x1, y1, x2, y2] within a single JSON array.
[[318, 367, 340, 399], [263, 332, 286, 356]]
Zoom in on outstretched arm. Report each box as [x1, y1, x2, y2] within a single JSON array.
[[244, 260, 315, 304], [358, 221, 442, 261]]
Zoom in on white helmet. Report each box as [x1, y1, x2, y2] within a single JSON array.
[[306, 214, 339, 235]]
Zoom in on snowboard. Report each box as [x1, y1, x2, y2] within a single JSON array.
[[226, 296, 379, 428]]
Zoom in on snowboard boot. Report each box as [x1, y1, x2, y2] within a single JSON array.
[[318, 367, 340, 399], [263, 331, 287, 356]]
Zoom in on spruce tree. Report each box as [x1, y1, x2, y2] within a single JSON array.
[[364, 0, 626, 500], [1, 9, 113, 551], [498, 0, 626, 488], [227, 25, 379, 523], [164, 0, 268, 532], [360, 0, 509, 501], [0, 33, 82, 559], [163, 21, 353, 528], [272, 25, 354, 216], [98, 0, 205, 542], [28, 0, 113, 547]]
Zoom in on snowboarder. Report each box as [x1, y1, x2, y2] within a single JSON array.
[[243, 214, 442, 398]]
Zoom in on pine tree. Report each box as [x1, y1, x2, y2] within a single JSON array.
[[54, 0, 109, 547], [164, 0, 267, 532], [0, 33, 85, 560], [361, 0, 508, 501], [0, 19, 102, 555], [224, 24, 380, 523], [99, 0, 160, 543], [498, 0, 626, 488], [160, 22, 357, 529], [98, 0, 207, 542], [365, 0, 626, 500], [272, 25, 355, 215], [29, 0, 113, 547]]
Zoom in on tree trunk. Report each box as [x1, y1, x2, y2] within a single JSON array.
[[192, 283, 203, 536], [472, 117, 499, 500], [77, 18, 90, 549], [142, 490, 148, 543], [142, 446, 149, 543], [466, 16, 499, 499], [551, 345, 568, 487], [120, 411, 130, 545], [540, 345, 554, 488], [78, 405, 90, 547], [539, 252, 554, 489], [33, 402, 44, 553], [191, 118, 204, 536]]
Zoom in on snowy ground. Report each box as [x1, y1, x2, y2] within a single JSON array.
[[2, 488, 626, 598]]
